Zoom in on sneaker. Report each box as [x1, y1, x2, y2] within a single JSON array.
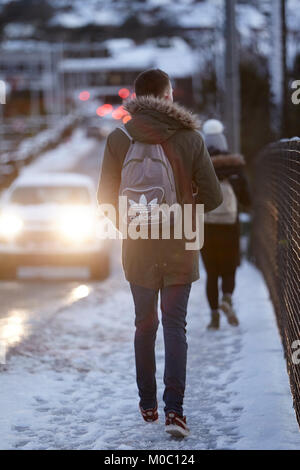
[[207, 310, 220, 330], [220, 294, 239, 326], [139, 404, 159, 423], [165, 412, 190, 438]]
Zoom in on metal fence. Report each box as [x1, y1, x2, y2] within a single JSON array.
[[252, 138, 300, 426]]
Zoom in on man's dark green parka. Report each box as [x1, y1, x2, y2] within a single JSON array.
[[98, 95, 222, 289]]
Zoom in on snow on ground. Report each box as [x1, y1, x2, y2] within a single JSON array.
[[0, 245, 299, 450], [21, 128, 99, 176]]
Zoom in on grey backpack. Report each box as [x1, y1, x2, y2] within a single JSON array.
[[118, 126, 178, 226], [204, 179, 237, 224]]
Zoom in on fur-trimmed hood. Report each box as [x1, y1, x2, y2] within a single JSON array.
[[123, 95, 200, 144], [211, 153, 245, 169], [211, 153, 246, 180], [124, 95, 200, 130]]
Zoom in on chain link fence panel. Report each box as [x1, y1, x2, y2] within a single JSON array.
[[252, 138, 300, 426]]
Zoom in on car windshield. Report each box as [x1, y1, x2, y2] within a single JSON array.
[[10, 186, 91, 205]]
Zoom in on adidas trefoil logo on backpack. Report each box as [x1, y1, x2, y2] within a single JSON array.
[[129, 194, 159, 223]]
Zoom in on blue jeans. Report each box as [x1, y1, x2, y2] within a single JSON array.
[[130, 283, 191, 416]]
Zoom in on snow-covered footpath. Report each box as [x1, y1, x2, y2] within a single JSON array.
[[0, 246, 299, 450]]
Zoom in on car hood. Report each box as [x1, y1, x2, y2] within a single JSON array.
[[3, 204, 94, 224]]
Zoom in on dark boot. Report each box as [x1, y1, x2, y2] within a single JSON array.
[[207, 310, 220, 330]]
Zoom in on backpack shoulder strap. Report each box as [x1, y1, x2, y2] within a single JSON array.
[[118, 126, 133, 142]]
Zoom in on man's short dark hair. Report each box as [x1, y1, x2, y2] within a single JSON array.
[[134, 69, 170, 98]]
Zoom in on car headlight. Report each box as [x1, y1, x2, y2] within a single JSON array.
[[0, 213, 23, 238], [58, 209, 94, 242]]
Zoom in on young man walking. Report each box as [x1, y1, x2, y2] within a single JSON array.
[[97, 69, 222, 437]]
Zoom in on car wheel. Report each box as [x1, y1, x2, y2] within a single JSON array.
[[90, 254, 110, 281]]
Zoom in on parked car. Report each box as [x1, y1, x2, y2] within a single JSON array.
[[0, 172, 110, 280]]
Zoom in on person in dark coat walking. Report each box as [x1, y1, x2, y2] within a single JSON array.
[[98, 70, 222, 437], [201, 119, 251, 330]]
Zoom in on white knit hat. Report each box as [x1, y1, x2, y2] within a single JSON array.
[[202, 119, 228, 153]]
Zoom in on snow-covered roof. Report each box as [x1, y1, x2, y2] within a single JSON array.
[[103, 38, 135, 54], [59, 56, 152, 73], [60, 37, 196, 78], [50, 1, 126, 28]]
